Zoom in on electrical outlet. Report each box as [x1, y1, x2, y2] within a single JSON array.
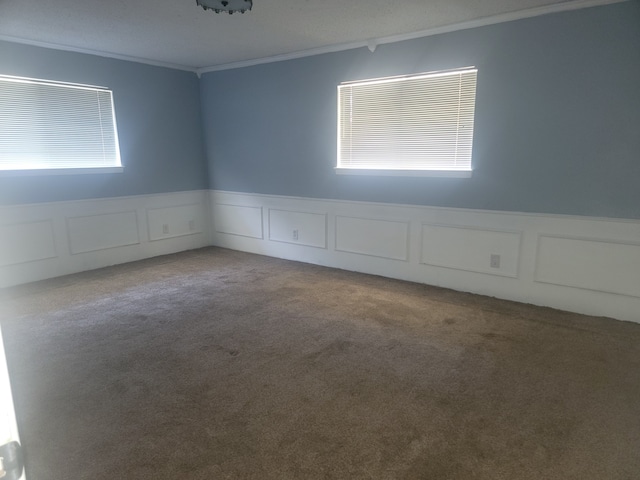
[[188, 220, 195, 231], [292, 229, 299, 241], [490, 254, 500, 269], [162, 224, 169, 234]]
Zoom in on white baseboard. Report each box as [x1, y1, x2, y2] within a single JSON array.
[[210, 190, 640, 324], [0, 190, 211, 288]]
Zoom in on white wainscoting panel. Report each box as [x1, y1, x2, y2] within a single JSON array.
[[147, 203, 204, 241], [214, 204, 263, 239], [0, 220, 57, 267], [535, 235, 640, 298], [8, 189, 640, 323], [336, 216, 409, 261], [269, 209, 326, 248], [67, 211, 140, 255], [421, 224, 521, 278], [210, 190, 640, 323], [0, 190, 209, 288]]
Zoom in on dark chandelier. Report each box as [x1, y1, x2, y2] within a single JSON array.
[[196, 0, 253, 14]]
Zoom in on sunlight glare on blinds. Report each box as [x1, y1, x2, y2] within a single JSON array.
[[338, 68, 477, 171], [0, 75, 121, 171]]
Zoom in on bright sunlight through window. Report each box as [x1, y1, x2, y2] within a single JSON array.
[[0, 75, 122, 174], [337, 67, 477, 177]]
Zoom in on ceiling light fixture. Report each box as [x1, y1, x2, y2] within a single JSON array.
[[196, 0, 253, 14]]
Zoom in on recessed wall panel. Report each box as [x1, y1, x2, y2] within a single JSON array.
[[421, 224, 520, 278], [67, 211, 140, 255], [147, 203, 203, 241], [214, 204, 263, 239], [335, 216, 409, 261], [535, 235, 640, 298], [0, 220, 57, 266], [269, 209, 326, 248]]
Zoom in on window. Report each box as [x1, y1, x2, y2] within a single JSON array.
[[337, 67, 477, 177], [0, 75, 122, 174]]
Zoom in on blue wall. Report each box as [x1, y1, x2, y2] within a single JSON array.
[[200, 2, 640, 219], [2, 2, 639, 218], [0, 41, 207, 205]]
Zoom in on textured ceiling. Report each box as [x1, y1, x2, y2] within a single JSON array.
[[0, 0, 617, 70]]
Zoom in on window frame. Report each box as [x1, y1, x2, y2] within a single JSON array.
[[0, 74, 123, 176], [336, 67, 478, 178]]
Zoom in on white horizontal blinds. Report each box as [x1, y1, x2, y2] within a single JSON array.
[[338, 68, 477, 171], [0, 76, 121, 170]]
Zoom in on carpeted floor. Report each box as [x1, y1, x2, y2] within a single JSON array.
[[1, 247, 639, 479]]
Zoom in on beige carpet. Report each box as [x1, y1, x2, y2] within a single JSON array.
[[1, 247, 639, 480]]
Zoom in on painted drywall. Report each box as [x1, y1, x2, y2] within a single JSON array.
[[200, 1, 640, 219], [0, 41, 207, 205]]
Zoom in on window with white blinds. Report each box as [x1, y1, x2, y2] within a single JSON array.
[[337, 67, 477, 176], [0, 75, 122, 173]]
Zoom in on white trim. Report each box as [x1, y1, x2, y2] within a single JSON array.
[[197, 0, 627, 74], [0, 0, 626, 74], [0, 74, 109, 90], [0, 34, 198, 73], [339, 67, 477, 87], [210, 189, 640, 225], [0, 327, 22, 471], [335, 169, 473, 178], [0, 167, 124, 176], [0, 189, 207, 210]]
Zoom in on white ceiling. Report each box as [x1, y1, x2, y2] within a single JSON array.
[[0, 0, 620, 72]]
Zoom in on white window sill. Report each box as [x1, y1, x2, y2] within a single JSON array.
[[335, 168, 472, 178], [0, 167, 124, 176]]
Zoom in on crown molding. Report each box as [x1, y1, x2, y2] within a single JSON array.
[[196, 0, 628, 75], [0, 34, 198, 73], [0, 0, 628, 75]]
